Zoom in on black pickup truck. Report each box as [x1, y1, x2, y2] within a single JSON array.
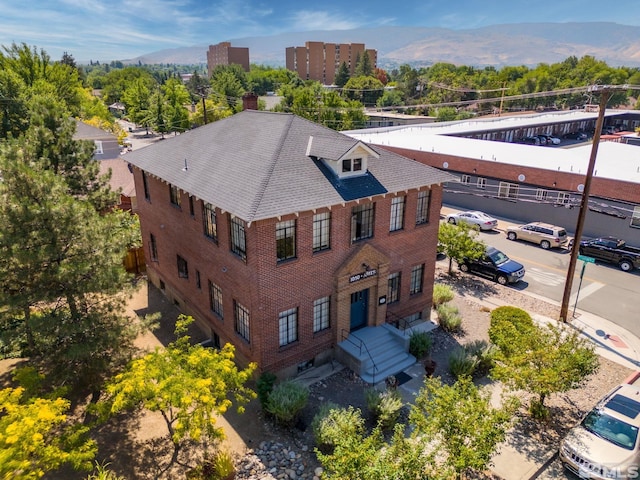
[[578, 236, 640, 272]]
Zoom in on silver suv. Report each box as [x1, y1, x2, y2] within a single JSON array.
[[506, 221, 568, 249], [560, 379, 640, 479]]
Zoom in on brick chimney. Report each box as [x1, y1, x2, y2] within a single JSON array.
[[242, 92, 258, 111]]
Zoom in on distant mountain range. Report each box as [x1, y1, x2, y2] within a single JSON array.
[[124, 22, 640, 68]]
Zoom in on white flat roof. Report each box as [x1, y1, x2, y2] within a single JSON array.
[[345, 110, 640, 184]]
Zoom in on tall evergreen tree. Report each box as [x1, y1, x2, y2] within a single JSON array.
[[334, 62, 350, 88], [354, 52, 373, 77], [0, 100, 142, 390]]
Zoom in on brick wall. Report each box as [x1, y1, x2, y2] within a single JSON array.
[[134, 166, 442, 375]]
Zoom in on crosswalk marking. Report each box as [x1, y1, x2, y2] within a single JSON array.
[[569, 281, 605, 306], [525, 267, 565, 287]]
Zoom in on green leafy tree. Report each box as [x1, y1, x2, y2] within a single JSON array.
[[0, 386, 97, 479], [488, 306, 600, 418], [122, 77, 152, 132], [247, 65, 299, 95], [97, 315, 257, 465], [410, 376, 518, 478], [191, 96, 233, 126], [0, 42, 83, 115], [334, 62, 350, 88], [343, 76, 384, 107], [437, 221, 486, 274], [0, 66, 28, 137], [162, 77, 190, 134], [376, 88, 404, 108], [99, 66, 157, 105], [185, 71, 210, 102]]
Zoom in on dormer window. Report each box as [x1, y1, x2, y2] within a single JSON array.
[[306, 135, 378, 180], [341, 158, 363, 173]]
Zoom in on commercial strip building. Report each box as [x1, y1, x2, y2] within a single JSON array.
[[346, 109, 640, 244], [286, 42, 377, 85], [125, 109, 453, 378]]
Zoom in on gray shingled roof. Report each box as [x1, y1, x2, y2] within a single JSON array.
[[125, 110, 455, 223]]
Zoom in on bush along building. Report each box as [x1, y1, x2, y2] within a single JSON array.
[[125, 110, 454, 381]]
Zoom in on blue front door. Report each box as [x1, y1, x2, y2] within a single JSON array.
[[350, 288, 369, 331]]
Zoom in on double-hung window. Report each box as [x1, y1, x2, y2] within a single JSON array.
[[498, 182, 519, 199], [209, 281, 223, 318], [313, 212, 331, 252], [416, 190, 431, 225], [351, 203, 375, 242], [410, 264, 424, 295], [276, 220, 296, 261], [149, 233, 158, 262], [234, 301, 250, 342], [632, 206, 640, 228], [390, 196, 405, 232], [278, 308, 298, 346], [230, 216, 247, 261], [388, 272, 401, 303], [169, 184, 181, 207], [313, 297, 330, 332], [177, 255, 188, 279], [203, 203, 218, 242], [142, 172, 150, 200]]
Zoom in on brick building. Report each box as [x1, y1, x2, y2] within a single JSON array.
[[125, 110, 453, 378], [285, 42, 377, 85], [346, 109, 640, 243], [207, 42, 250, 77]]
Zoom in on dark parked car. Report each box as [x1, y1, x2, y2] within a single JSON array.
[[562, 131, 588, 140], [579, 236, 640, 272], [458, 246, 525, 285]]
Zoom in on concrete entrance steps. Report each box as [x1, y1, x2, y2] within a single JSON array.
[[337, 325, 417, 385]]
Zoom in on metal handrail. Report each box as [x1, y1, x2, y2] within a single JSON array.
[[340, 328, 379, 384], [386, 311, 421, 333]]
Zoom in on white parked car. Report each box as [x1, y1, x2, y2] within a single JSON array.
[[445, 210, 498, 231]]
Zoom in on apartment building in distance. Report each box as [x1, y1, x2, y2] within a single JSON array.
[[207, 42, 250, 77], [125, 109, 453, 381], [286, 42, 377, 85]]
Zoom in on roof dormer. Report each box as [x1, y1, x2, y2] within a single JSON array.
[[306, 135, 379, 179]]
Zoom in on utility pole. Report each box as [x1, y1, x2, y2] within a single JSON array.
[[196, 85, 209, 125], [559, 86, 611, 322]]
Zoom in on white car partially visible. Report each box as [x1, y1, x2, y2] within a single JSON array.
[[446, 210, 498, 231]]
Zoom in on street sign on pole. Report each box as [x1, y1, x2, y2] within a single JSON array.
[[577, 254, 596, 264]]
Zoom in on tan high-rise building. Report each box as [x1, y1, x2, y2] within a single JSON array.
[[286, 42, 377, 85], [207, 42, 250, 77]]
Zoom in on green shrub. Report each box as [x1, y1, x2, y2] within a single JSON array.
[[311, 401, 340, 440], [210, 449, 235, 480], [437, 304, 462, 332], [448, 347, 478, 379], [265, 380, 309, 426], [256, 371, 278, 410], [409, 331, 433, 359], [432, 283, 454, 308], [365, 388, 381, 413], [375, 389, 403, 430], [464, 340, 496, 376], [312, 405, 365, 453], [187, 450, 235, 480]]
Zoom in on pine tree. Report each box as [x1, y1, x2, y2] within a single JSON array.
[[335, 62, 350, 87]]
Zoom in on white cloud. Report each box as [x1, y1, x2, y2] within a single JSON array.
[[288, 10, 361, 31]]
